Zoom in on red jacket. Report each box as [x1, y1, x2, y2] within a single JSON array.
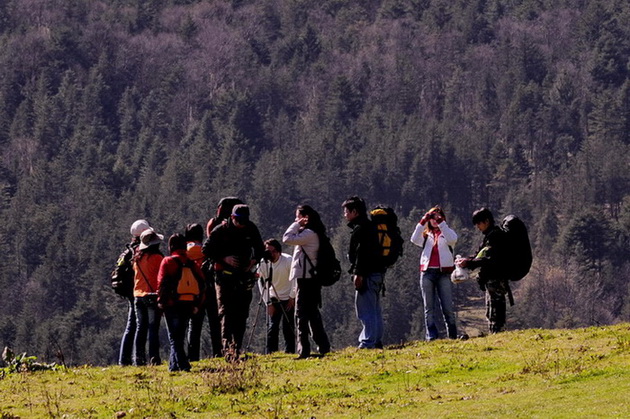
[[157, 249, 205, 308]]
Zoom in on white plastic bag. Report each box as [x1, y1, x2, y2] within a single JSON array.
[[451, 255, 470, 283]]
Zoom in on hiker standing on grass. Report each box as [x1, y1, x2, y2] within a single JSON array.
[[132, 228, 164, 366], [283, 205, 331, 358], [158, 234, 206, 372], [410, 206, 458, 341], [203, 204, 264, 357], [112, 219, 151, 366], [257, 239, 295, 354], [457, 208, 509, 334], [196, 197, 245, 358], [341, 196, 386, 350], [183, 223, 207, 361]]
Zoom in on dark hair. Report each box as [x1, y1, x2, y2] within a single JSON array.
[[297, 205, 327, 236], [341, 196, 367, 216], [264, 238, 282, 253], [424, 205, 447, 236], [185, 223, 204, 243], [472, 208, 494, 225], [168, 233, 187, 253]]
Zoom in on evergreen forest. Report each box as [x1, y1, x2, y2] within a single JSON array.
[[0, 0, 629, 366]]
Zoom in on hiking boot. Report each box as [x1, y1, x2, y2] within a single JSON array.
[[489, 325, 504, 334]]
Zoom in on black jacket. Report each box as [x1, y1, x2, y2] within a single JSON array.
[[347, 215, 386, 276], [202, 219, 264, 273], [467, 225, 508, 282]]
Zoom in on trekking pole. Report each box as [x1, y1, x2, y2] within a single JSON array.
[[246, 287, 265, 352], [246, 262, 272, 353], [265, 264, 272, 353]]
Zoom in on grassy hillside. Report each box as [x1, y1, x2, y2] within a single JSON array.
[[2, 324, 630, 418]]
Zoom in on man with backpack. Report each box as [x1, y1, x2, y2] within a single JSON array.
[[196, 197, 245, 358], [342, 196, 387, 349], [458, 208, 510, 334], [203, 204, 264, 357]]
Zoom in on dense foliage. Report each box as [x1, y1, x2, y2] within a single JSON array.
[[0, 0, 628, 365]]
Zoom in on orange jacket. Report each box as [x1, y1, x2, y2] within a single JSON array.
[[133, 252, 163, 297]]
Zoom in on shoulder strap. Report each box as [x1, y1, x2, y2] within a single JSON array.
[[300, 246, 314, 278], [135, 255, 156, 293]]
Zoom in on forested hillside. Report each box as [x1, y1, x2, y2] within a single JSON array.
[[0, 0, 628, 365]]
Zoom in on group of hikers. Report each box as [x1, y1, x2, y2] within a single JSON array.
[[111, 195, 524, 371]]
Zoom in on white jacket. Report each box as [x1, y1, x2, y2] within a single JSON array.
[[410, 221, 458, 272], [282, 222, 319, 281], [257, 253, 295, 301]]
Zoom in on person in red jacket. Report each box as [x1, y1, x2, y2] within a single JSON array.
[[158, 234, 205, 372]]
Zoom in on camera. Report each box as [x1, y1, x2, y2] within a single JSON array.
[[262, 250, 273, 262]]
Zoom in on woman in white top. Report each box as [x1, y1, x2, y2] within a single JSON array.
[[410, 206, 458, 340], [282, 205, 331, 358]]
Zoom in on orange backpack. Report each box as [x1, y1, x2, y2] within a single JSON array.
[[174, 259, 202, 302]]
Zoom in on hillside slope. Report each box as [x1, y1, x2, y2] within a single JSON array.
[[2, 324, 629, 418]]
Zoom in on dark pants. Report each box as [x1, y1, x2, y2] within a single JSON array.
[[295, 278, 330, 357], [266, 300, 295, 354], [485, 279, 508, 333], [215, 272, 254, 355], [187, 283, 223, 360], [134, 295, 162, 366], [164, 304, 194, 372], [118, 297, 136, 365]]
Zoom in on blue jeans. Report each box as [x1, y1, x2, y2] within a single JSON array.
[[165, 304, 194, 372], [118, 297, 136, 365], [420, 269, 457, 340], [134, 295, 162, 365], [355, 273, 384, 349]]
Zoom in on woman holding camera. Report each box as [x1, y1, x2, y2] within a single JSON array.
[[410, 206, 458, 341], [282, 205, 331, 358]]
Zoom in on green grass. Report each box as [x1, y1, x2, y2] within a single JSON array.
[[2, 324, 630, 418]]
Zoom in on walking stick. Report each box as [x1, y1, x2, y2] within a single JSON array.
[[245, 296, 263, 352]]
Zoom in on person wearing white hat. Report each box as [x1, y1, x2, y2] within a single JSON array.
[[112, 219, 151, 365], [132, 228, 165, 366]]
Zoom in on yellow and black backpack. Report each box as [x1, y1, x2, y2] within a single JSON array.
[[370, 206, 404, 267]]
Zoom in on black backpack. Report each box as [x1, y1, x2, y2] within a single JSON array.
[[304, 235, 342, 287], [370, 207, 404, 267], [111, 245, 135, 298], [500, 215, 532, 281]]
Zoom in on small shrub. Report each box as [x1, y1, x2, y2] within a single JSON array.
[[200, 356, 261, 394], [1, 347, 63, 378]]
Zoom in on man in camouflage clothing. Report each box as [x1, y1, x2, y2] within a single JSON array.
[[458, 208, 509, 333]]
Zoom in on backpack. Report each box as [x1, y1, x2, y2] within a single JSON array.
[[173, 258, 203, 302], [370, 207, 404, 267], [304, 235, 342, 287], [500, 214, 532, 281], [111, 245, 135, 298]]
